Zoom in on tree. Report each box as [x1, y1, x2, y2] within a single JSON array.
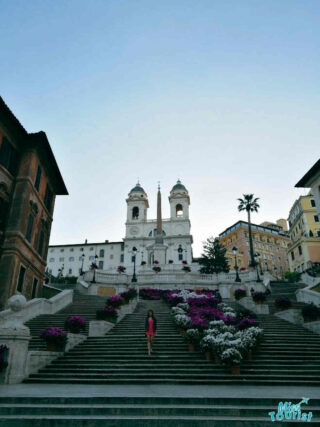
[[237, 194, 260, 267], [198, 237, 230, 274]]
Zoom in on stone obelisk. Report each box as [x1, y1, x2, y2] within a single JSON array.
[[153, 183, 167, 264]]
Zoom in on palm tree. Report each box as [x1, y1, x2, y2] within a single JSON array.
[[237, 194, 260, 267]]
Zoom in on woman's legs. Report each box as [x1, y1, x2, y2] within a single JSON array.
[[146, 335, 151, 355], [150, 335, 154, 352]]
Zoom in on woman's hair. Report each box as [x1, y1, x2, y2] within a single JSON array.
[[147, 309, 155, 318]]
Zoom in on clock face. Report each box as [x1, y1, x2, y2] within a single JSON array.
[[130, 226, 139, 236]]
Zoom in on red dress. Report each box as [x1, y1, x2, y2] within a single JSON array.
[[146, 317, 156, 336]]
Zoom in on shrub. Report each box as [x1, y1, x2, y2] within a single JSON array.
[[237, 317, 257, 330], [220, 347, 242, 366], [284, 271, 301, 283], [64, 316, 86, 333], [139, 288, 162, 300], [39, 327, 67, 350], [168, 260, 174, 264], [174, 314, 192, 329], [96, 306, 118, 321], [252, 292, 266, 303], [153, 266, 161, 273], [120, 288, 137, 302], [106, 295, 124, 308], [234, 288, 247, 300], [183, 328, 202, 344], [275, 297, 292, 311], [302, 304, 320, 322]]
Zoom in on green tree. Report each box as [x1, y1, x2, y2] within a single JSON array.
[[237, 194, 260, 267], [198, 237, 230, 274]]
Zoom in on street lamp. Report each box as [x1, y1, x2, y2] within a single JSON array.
[[91, 255, 98, 283], [254, 253, 262, 282], [232, 246, 241, 282], [131, 246, 138, 283], [80, 253, 85, 275]]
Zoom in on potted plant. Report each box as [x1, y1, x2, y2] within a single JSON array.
[[153, 260, 159, 264], [174, 314, 191, 332], [117, 265, 126, 274], [140, 261, 146, 266], [39, 327, 67, 352], [168, 260, 174, 264], [182, 260, 188, 265], [234, 288, 247, 300], [0, 345, 9, 374], [301, 304, 320, 322], [275, 297, 292, 311], [64, 316, 86, 334], [183, 328, 201, 352], [221, 347, 242, 375], [252, 291, 266, 304], [200, 335, 215, 360], [96, 306, 118, 322], [153, 266, 161, 273], [182, 266, 191, 272], [106, 295, 124, 309], [120, 288, 137, 304]]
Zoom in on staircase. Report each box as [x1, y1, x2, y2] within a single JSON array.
[[0, 396, 318, 426], [266, 281, 306, 314], [24, 298, 320, 385], [25, 290, 106, 350]]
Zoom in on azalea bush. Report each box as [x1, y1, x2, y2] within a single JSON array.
[[174, 314, 192, 330], [237, 317, 257, 330], [64, 316, 86, 334], [220, 347, 242, 366], [234, 288, 247, 300], [39, 327, 67, 350], [301, 304, 320, 322], [96, 306, 118, 321], [106, 295, 124, 308], [252, 291, 266, 303], [120, 288, 137, 303], [275, 297, 292, 311], [139, 288, 162, 300], [183, 328, 202, 344], [0, 345, 9, 373]]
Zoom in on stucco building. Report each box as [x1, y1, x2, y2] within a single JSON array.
[[0, 97, 68, 308]]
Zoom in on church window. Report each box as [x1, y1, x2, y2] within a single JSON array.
[[132, 206, 139, 219], [176, 204, 183, 217]]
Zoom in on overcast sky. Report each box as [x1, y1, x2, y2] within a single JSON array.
[[1, 0, 319, 256]]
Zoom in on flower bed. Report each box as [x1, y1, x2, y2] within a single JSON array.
[[64, 316, 86, 334], [96, 306, 118, 322], [39, 327, 67, 351], [120, 288, 137, 303], [106, 295, 124, 309]]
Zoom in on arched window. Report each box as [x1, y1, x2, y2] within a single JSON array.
[[132, 206, 139, 219], [148, 229, 166, 237], [176, 204, 183, 217]]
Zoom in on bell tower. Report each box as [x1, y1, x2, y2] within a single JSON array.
[[169, 180, 190, 220], [126, 182, 149, 223]]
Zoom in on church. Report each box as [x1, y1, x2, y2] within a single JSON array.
[[46, 180, 193, 276]]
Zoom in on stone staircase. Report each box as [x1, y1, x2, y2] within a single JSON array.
[[266, 281, 306, 314], [0, 396, 319, 426], [24, 298, 320, 386], [25, 290, 106, 350]]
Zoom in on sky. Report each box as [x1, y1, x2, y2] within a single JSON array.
[[1, 0, 319, 256]]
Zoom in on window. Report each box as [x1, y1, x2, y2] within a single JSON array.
[[44, 184, 53, 212], [0, 198, 9, 232], [60, 249, 64, 252], [120, 254, 124, 262], [49, 258, 54, 262], [291, 252, 295, 261], [314, 215, 319, 223], [176, 204, 183, 217], [132, 206, 139, 219], [70, 248, 74, 252], [99, 249, 104, 257], [121, 242, 124, 251], [59, 257, 64, 262], [90, 247, 94, 251], [131, 256, 135, 262], [89, 256, 94, 260], [25, 214, 34, 242], [110, 254, 114, 259], [298, 246, 302, 255], [311, 199, 316, 207], [269, 245, 272, 251], [178, 253, 183, 261], [0, 137, 18, 175], [98, 260, 104, 269], [17, 265, 26, 292], [38, 230, 45, 257], [34, 165, 42, 191], [68, 268, 72, 275], [31, 278, 38, 299], [69, 257, 74, 262]]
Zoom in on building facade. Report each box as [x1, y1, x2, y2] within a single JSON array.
[[295, 159, 320, 218], [0, 97, 68, 308], [47, 180, 193, 276], [219, 220, 290, 276], [287, 193, 320, 272]]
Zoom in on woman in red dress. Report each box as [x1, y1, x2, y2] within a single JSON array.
[[145, 310, 157, 356]]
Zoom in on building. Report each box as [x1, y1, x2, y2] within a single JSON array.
[[295, 159, 320, 218], [287, 193, 320, 272], [0, 97, 68, 307], [47, 240, 124, 277], [219, 220, 290, 276], [47, 180, 193, 275]]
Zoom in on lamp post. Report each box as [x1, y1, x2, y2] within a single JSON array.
[[254, 253, 262, 282], [80, 253, 85, 275], [232, 246, 241, 282], [131, 247, 137, 283], [91, 255, 98, 283]]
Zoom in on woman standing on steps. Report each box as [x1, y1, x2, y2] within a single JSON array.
[[145, 310, 157, 356]]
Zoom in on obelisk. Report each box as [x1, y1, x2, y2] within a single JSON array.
[[155, 183, 164, 244]]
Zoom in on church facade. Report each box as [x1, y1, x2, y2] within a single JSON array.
[[46, 180, 193, 276]]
